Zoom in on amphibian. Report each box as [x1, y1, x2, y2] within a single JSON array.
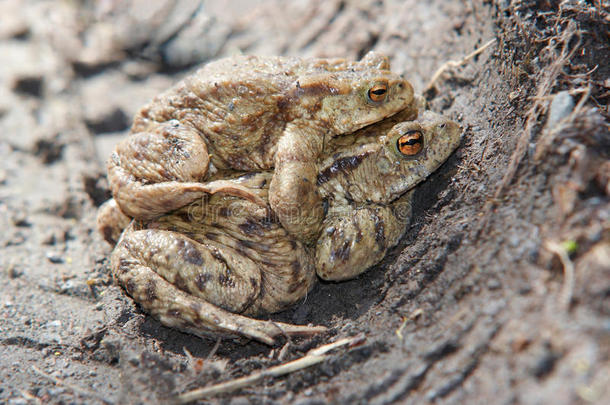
[[103, 111, 461, 344], [106, 53, 413, 242]]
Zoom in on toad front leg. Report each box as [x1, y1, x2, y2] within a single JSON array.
[[269, 121, 326, 243], [113, 225, 324, 345]]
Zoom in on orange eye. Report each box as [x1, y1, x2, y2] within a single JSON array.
[[396, 130, 424, 156], [367, 83, 388, 103]]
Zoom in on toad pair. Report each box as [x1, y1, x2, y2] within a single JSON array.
[[97, 53, 460, 344]]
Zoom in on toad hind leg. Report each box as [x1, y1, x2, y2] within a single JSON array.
[[96, 198, 132, 246], [107, 120, 266, 220], [112, 227, 325, 345], [107, 120, 212, 220]]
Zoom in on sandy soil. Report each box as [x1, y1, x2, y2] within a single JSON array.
[[1, 1, 608, 404]]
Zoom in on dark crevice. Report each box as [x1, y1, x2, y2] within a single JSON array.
[[422, 339, 461, 362], [33, 137, 65, 165], [388, 252, 450, 310], [1, 336, 61, 351], [83, 174, 112, 207], [11, 28, 31, 40], [13, 76, 44, 97], [72, 61, 123, 78], [356, 33, 380, 61], [85, 108, 131, 135], [425, 323, 502, 401], [362, 362, 431, 405]]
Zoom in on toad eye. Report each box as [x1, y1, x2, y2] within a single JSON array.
[[367, 83, 388, 103], [396, 130, 424, 156]]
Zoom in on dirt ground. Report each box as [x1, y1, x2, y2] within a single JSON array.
[[1, 0, 608, 404]]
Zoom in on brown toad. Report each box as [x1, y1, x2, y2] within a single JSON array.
[[107, 52, 413, 243], [104, 111, 461, 344]]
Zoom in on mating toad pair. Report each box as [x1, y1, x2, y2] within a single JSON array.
[[97, 52, 461, 344]]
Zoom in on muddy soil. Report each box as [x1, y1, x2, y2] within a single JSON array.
[[1, 1, 608, 404]]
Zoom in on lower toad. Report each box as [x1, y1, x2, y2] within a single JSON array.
[[100, 112, 461, 344]]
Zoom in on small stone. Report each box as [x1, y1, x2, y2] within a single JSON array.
[[528, 343, 559, 378], [46, 251, 64, 264], [58, 279, 76, 293], [46, 320, 62, 328], [40, 333, 62, 344], [8, 265, 23, 279], [12, 214, 30, 227], [508, 90, 520, 102], [48, 387, 66, 396], [487, 278, 501, 290], [229, 397, 250, 405], [546, 91, 574, 129]]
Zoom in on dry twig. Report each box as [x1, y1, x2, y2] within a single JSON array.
[[424, 39, 496, 92], [174, 335, 365, 404], [395, 308, 423, 340], [206, 337, 222, 360]]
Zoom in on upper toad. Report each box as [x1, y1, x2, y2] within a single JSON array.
[[107, 52, 414, 242]]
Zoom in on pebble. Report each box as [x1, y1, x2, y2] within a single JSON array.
[[46, 320, 62, 328], [487, 278, 501, 290], [546, 91, 574, 129], [229, 397, 250, 405], [40, 333, 62, 344], [48, 387, 66, 396], [46, 251, 64, 264], [59, 279, 75, 293]]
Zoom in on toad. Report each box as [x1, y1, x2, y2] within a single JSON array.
[[102, 111, 461, 344], [106, 53, 413, 243]]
